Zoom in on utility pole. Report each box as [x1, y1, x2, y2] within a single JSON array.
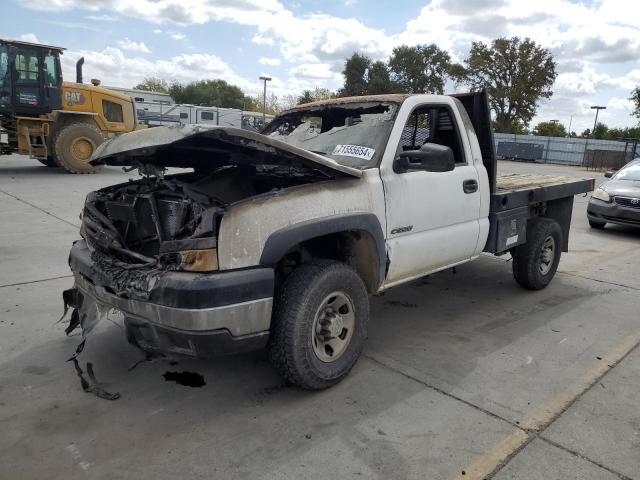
[[259, 75, 272, 126], [590, 106, 606, 138]]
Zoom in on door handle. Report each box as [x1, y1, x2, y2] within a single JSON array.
[[463, 179, 478, 193]]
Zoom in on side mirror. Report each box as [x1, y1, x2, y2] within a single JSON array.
[[394, 143, 455, 173], [604, 171, 614, 178]]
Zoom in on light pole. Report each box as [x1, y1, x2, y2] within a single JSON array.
[[590, 106, 606, 138], [568, 114, 574, 137], [259, 75, 272, 125]]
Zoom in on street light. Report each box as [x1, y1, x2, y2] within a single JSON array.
[[259, 75, 272, 125], [590, 106, 606, 138]]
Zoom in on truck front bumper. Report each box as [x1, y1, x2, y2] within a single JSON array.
[[67, 240, 274, 357]]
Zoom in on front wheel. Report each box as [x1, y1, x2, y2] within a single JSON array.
[[512, 217, 562, 290], [54, 121, 105, 174], [268, 260, 369, 390]]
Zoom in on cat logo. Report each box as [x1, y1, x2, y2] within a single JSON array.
[[64, 91, 86, 106]]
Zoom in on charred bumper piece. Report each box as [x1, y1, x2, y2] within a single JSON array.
[[67, 240, 274, 357]]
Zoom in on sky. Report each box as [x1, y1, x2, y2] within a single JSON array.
[[2, 0, 639, 132]]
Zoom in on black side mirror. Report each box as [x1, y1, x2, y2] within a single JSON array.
[[604, 171, 614, 178], [394, 143, 455, 173]]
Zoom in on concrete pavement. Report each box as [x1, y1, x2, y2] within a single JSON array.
[[0, 155, 638, 479]]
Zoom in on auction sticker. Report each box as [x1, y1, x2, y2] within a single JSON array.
[[332, 144, 375, 161]]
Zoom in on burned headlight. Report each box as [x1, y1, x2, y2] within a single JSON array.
[[159, 238, 219, 272]]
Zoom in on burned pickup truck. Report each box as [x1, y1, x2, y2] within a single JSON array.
[[64, 91, 594, 390]]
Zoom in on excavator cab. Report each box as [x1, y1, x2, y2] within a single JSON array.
[[0, 39, 64, 117]]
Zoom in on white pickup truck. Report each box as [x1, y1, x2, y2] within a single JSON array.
[[64, 91, 594, 389]]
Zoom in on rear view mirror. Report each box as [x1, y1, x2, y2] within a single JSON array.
[[604, 171, 614, 178], [394, 143, 455, 173]]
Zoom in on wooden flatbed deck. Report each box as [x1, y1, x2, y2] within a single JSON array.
[[491, 173, 594, 212]]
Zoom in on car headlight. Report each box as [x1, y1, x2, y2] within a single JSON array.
[[592, 188, 611, 203]]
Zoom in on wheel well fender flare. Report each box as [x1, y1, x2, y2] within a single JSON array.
[[259, 213, 387, 290]]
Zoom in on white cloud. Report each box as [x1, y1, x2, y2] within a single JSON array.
[[86, 14, 117, 21], [18, 33, 39, 43], [259, 56, 281, 66], [169, 31, 186, 40], [60, 47, 262, 93], [116, 38, 151, 53], [289, 63, 338, 80]]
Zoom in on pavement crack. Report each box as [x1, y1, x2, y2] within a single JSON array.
[[556, 270, 640, 292], [537, 436, 634, 480], [363, 354, 521, 429], [0, 274, 73, 289], [0, 188, 80, 229]]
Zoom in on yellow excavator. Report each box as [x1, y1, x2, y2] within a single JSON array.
[[0, 38, 143, 173]]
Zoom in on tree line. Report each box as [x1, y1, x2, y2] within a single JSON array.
[[133, 36, 640, 135]]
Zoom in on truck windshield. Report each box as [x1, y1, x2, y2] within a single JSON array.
[[0, 44, 10, 107], [263, 102, 399, 169]]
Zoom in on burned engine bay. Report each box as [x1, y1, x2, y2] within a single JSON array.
[[82, 162, 334, 283]]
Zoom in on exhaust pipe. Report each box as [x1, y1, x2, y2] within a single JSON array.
[[76, 57, 84, 84]]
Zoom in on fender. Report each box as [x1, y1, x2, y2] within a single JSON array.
[[259, 213, 387, 290]]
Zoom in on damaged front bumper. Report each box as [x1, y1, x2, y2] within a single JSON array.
[[67, 240, 274, 357]]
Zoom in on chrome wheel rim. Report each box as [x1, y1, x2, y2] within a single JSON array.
[[539, 235, 556, 275], [311, 292, 355, 363]]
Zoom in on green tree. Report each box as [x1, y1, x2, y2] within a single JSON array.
[[134, 77, 169, 93], [168, 79, 250, 109], [462, 37, 557, 133], [533, 121, 567, 137], [631, 87, 640, 121], [297, 87, 336, 105], [366, 61, 394, 94], [388, 44, 460, 94], [341, 53, 371, 96], [592, 122, 609, 139]]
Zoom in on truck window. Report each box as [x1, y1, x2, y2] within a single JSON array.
[[43, 53, 58, 85], [15, 51, 39, 82], [400, 106, 466, 165], [103, 100, 124, 123]]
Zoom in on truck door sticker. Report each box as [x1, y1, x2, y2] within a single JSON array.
[[332, 144, 375, 161]]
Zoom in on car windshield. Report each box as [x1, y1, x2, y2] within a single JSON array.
[[614, 162, 640, 181], [262, 102, 399, 169]]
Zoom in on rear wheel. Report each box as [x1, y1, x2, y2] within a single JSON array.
[[268, 260, 369, 390], [54, 121, 105, 174], [588, 219, 606, 229], [512, 217, 562, 290]]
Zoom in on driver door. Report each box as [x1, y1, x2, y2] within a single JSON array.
[[381, 99, 481, 287]]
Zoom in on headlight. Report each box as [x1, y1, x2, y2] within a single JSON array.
[[592, 188, 611, 203], [179, 249, 219, 272]]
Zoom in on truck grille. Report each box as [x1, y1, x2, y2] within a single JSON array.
[[614, 196, 640, 209]]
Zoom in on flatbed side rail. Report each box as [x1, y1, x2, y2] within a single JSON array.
[[491, 177, 595, 212]]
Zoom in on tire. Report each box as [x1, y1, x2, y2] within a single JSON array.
[[268, 259, 369, 390], [588, 219, 606, 229], [37, 156, 58, 168], [54, 121, 105, 174], [512, 217, 562, 290]]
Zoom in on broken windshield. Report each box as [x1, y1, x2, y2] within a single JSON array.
[[262, 102, 399, 169]]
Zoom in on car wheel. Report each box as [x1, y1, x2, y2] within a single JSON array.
[[268, 259, 369, 390], [512, 217, 562, 290], [588, 219, 606, 229]]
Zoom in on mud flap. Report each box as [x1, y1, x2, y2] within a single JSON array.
[[60, 287, 121, 401]]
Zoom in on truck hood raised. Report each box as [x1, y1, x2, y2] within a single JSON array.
[[90, 124, 362, 178]]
